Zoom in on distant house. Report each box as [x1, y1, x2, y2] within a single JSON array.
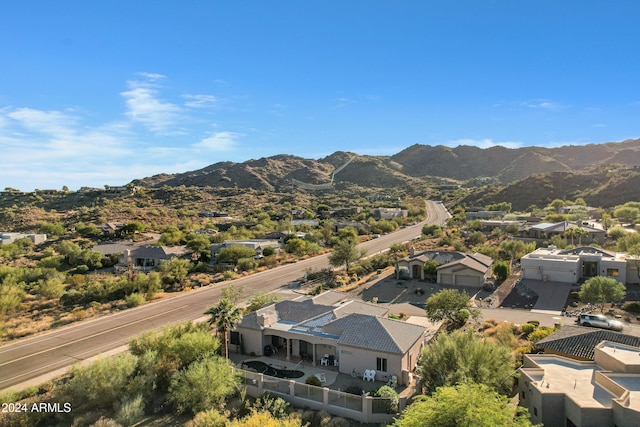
[[369, 208, 408, 220], [397, 248, 494, 287], [0, 232, 47, 245], [518, 221, 606, 245], [235, 291, 435, 385], [465, 210, 506, 220], [519, 341, 640, 427], [210, 239, 281, 259], [558, 205, 598, 217], [334, 221, 371, 234], [99, 222, 125, 235], [520, 246, 638, 284], [119, 245, 191, 271], [103, 185, 136, 194]]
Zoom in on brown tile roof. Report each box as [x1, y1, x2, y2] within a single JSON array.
[[536, 325, 640, 360]]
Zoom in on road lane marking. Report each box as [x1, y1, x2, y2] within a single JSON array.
[[0, 305, 188, 368]]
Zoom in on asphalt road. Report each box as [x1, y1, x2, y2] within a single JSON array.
[[0, 200, 450, 391]]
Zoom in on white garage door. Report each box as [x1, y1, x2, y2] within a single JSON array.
[[440, 274, 453, 284], [456, 275, 480, 287], [545, 271, 575, 283]]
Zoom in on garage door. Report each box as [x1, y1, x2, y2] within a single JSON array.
[[440, 274, 453, 284], [545, 271, 575, 283], [456, 275, 479, 287]]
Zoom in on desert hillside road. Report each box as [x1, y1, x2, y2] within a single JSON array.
[[0, 200, 449, 391]]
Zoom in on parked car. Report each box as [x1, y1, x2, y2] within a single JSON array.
[[575, 313, 623, 331]]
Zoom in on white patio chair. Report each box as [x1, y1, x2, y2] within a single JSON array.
[[315, 373, 327, 383]]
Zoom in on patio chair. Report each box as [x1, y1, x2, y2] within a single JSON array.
[[364, 369, 375, 382], [368, 369, 376, 381], [387, 375, 397, 388], [321, 357, 329, 366], [315, 373, 327, 383]]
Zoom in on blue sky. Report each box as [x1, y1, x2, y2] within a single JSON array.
[[1, 1, 639, 191]]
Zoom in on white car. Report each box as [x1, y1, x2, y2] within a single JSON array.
[[575, 313, 623, 332]]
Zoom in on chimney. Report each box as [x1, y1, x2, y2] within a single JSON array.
[[410, 246, 416, 256]]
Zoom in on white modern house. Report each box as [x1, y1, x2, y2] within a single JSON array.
[[519, 341, 640, 427], [521, 246, 638, 285]]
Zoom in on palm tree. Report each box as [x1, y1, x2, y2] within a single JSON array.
[[576, 227, 588, 246], [564, 226, 578, 246], [205, 298, 243, 359]]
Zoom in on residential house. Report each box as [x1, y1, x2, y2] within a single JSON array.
[[369, 208, 408, 220], [535, 326, 640, 361], [334, 221, 371, 234], [520, 246, 638, 284], [210, 239, 281, 259], [235, 291, 433, 386], [0, 232, 47, 245], [465, 210, 506, 220], [519, 221, 606, 245], [119, 245, 191, 271], [558, 205, 598, 217], [519, 341, 640, 427], [397, 248, 494, 287], [99, 222, 125, 235]]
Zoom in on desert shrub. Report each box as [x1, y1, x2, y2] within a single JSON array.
[[189, 409, 227, 427], [76, 264, 89, 273], [528, 326, 554, 344], [527, 320, 540, 327], [115, 393, 145, 426], [482, 318, 498, 329], [371, 385, 399, 413], [236, 257, 257, 272], [305, 375, 322, 387], [253, 392, 290, 419], [169, 357, 239, 414], [344, 385, 364, 395], [125, 293, 145, 308], [521, 323, 536, 335], [624, 302, 640, 313]]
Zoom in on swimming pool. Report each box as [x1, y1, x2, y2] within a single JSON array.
[[241, 360, 305, 379]]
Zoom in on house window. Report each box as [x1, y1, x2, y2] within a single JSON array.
[[230, 331, 240, 346], [607, 268, 619, 277], [376, 357, 388, 372]]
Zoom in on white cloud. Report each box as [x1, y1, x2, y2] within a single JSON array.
[[183, 94, 218, 108], [193, 131, 243, 151], [7, 107, 79, 136], [121, 75, 184, 135], [137, 72, 166, 81], [520, 99, 567, 111], [446, 138, 523, 149]]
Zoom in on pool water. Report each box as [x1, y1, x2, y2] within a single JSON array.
[[242, 360, 305, 379]]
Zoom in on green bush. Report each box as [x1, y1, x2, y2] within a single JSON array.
[[527, 320, 540, 327], [125, 293, 145, 308], [521, 323, 536, 335], [305, 375, 322, 387], [624, 302, 640, 313]]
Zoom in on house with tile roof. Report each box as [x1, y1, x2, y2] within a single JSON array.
[[234, 291, 433, 385], [521, 246, 639, 284], [535, 325, 640, 361], [519, 221, 606, 245], [519, 341, 640, 427], [397, 248, 494, 287], [119, 245, 191, 272]]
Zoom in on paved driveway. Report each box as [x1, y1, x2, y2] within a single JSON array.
[[522, 279, 574, 314]]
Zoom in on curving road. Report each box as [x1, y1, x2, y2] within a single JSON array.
[[0, 200, 450, 391]]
